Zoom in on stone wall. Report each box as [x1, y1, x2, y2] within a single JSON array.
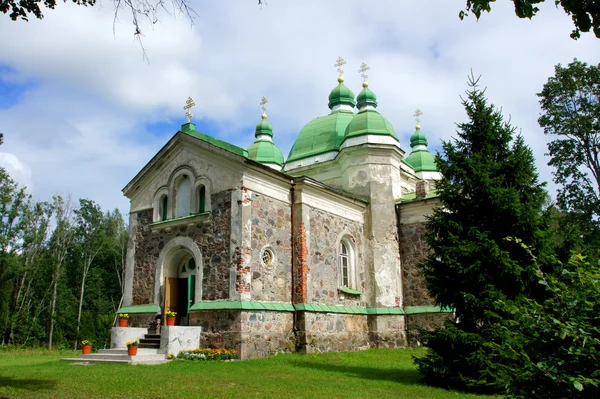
[[132, 189, 232, 305], [250, 193, 292, 302], [297, 312, 370, 354], [308, 207, 366, 306], [190, 310, 294, 360], [368, 315, 406, 348], [399, 222, 435, 307]]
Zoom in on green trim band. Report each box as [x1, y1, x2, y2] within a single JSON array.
[[116, 304, 161, 314], [338, 287, 363, 295], [184, 301, 455, 315], [151, 212, 211, 226], [190, 301, 295, 312]]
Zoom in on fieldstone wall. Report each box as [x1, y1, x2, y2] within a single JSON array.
[[368, 315, 406, 348], [190, 310, 241, 352], [308, 207, 366, 306], [297, 312, 370, 353], [190, 310, 294, 360], [241, 311, 295, 358], [399, 222, 435, 307], [132, 190, 232, 305], [250, 193, 292, 302]]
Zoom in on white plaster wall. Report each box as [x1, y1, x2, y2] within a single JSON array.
[[160, 326, 202, 355], [110, 327, 148, 349]]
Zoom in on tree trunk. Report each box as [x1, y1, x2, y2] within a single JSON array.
[[74, 259, 91, 350], [48, 270, 59, 350]]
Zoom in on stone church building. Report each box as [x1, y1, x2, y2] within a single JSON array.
[[118, 62, 451, 359]]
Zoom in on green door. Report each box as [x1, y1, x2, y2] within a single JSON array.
[[187, 275, 195, 325]]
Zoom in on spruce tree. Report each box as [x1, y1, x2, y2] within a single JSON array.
[[414, 75, 550, 393]]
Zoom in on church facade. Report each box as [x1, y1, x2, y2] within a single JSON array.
[[118, 61, 451, 359]]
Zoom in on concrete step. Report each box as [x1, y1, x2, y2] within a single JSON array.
[[139, 343, 160, 349], [61, 357, 130, 364], [60, 348, 169, 365], [145, 334, 160, 339], [140, 338, 160, 344], [98, 348, 160, 355]]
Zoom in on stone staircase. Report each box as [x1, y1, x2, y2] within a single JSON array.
[[61, 333, 170, 365]]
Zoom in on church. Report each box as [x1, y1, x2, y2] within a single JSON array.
[[116, 59, 452, 359]]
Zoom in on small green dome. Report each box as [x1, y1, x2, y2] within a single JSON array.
[[410, 126, 427, 147], [404, 127, 437, 172], [287, 110, 355, 162], [248, 139, 284, 167], [356, 85, 377, 108], [328, 80, 356, 109], [255, 117, 273, 137], [344, 110, 397, 140]]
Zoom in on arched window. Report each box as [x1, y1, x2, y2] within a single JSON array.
[[338, 237, 356, 289], [175, 175, 192, 218], [198, 185, 206, 213], [340, 242, 349, 287], [161, 195, 168, 221]]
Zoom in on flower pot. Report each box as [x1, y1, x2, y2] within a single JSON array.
[[127, 346, 138, 356], [166, 317, 176, 326], [118, 319, 128, 327], [81, 345, 92, 355]]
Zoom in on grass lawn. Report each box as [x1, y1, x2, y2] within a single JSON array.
[[0, 348, 497, 399]]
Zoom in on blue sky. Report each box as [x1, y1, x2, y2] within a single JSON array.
[[0, 0, 598, 215]]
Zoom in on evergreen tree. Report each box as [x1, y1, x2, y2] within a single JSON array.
[[414, 74, 551, 393]]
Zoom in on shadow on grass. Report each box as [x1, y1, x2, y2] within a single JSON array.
[[0, 376, 56, 391], [290, 360, 424, 385]]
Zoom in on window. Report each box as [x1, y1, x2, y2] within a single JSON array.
[[338, 237, 357, 289], [198, 186, 206, 213], [260, 247, 275, 269], [340, 242, 349, 287], [175, 175, 192, 218], [161, 195, 168, 221]]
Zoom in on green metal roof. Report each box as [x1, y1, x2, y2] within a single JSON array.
[[344, 109, 398, 140], [248, 139, 285, 166], [286, 110, 355, 163], [404, 127, 438, 172], [356, 85, 377, 108], [254, 118, 273, 137], [397, 189, 440, 204], [181, 123, 248, 157], [328, 80, 356, 109], [116, 304, 161, 314]]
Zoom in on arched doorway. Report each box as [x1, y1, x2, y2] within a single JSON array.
[[155, 237, 203, 326]]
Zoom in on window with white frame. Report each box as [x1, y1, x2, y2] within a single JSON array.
[[175, 175, 192, 217], [338, 237, 356, 289]]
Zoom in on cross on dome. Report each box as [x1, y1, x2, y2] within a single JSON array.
[[260, 96, 268, 119], [414, 108, 423, 129], [334, 56, 347, 82], [358, 63, 370, 87], [184, 97, 196, 123]]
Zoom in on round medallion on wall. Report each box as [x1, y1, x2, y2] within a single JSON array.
[[260, 247, 276, 270]]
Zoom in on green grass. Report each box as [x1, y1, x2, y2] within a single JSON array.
[[0, 348, 496, 399]]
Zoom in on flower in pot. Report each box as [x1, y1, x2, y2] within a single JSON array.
[[126, 340, 139, 356], [81, 340, 92, 354], [165, 311, 177, 326], [118, 313, 129, 327]]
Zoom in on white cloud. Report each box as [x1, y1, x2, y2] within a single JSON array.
[[0, 0, 597, 213], [0, 152, 34, 193]]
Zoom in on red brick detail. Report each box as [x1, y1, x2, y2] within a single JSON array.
[[294, 222, 309, 303], [234, 246, 251, 293]]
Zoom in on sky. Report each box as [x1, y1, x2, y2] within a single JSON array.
[[0, 0, 598, 215]]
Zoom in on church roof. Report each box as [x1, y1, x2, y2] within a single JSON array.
[[344, 83, 397, 141], [404, 125, 437, 172]]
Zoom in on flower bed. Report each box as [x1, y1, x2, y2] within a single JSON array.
[[175, 348, 238, 361]]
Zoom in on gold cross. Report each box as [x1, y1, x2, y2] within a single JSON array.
[[260, 96, 268, 114], [358, 62, 370, 81], [184, 97, 196, 123], [334, 56, 347, 77], [414, 108, 423, 128]]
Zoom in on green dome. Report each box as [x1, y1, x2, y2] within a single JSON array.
[[356, 85, 377, 108], [410, 126, 427, 147], [404, 127, 437, 172], [328, 80, 356, 109], [287, 110, 355, 162], [344, 109, 397, 140], [255, 117, 273, 137], [248, 139, 284, 167]]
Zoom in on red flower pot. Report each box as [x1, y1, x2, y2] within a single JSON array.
[[82, 345, 92, 355], [118, 319, 128, 327], [166, 317, 176, 326], [127, 346, 138, 356]]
